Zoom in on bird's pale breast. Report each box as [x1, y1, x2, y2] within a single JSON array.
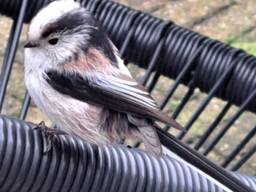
[[25, 69, 110, 145]]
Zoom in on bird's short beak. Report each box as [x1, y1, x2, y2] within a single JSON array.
[[24, 41, 38, 48]]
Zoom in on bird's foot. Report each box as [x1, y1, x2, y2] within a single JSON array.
[[33, 121, 67, 155]]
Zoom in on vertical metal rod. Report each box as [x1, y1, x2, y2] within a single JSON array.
[[231, 144, 256, 171], [202, 89, 256, 156], [0, 21, 16, 86], [172, 87, 195, 119], [163, 84, 195, 131], [222, 125, 256, 168], [177, 57, 241, 140], [146, 72, 160, 93], [194, 102, 232, 150], [0, 0, 28, 112], [140, 39, 165, 86], [19, 91, 31, 120], [159, 45, 204, 110], [119, 28, 134, 59]]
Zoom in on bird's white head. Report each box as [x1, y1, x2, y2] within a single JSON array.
[[28, 0, 80, 43], [25, 0, 118, 72]]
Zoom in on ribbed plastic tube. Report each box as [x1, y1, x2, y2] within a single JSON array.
[[0, 1, 256, 191], [0, 0, 47, 22], [1, 0, 256, 113], [0, 115, 255, 192]]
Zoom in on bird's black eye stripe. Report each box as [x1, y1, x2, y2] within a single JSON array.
[[48, 38, 59, 45], [41, 9, 89, 38]]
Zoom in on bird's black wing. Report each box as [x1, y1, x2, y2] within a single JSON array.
[[45, 70, 183, 130]]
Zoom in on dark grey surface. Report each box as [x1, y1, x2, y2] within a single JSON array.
[[0, 115, 255, 192]]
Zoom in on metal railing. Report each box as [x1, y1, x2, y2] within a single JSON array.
[[0, 0, 255, 191]]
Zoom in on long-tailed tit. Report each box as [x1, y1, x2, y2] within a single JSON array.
[[24, 0, 183, 155]]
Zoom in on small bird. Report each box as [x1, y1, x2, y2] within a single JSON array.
[[24, 0, 183, 155]]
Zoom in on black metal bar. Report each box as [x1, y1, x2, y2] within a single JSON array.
[[194, 102, 232, 150], [0, 21, 16, 86], [141, 22, 172, 89], [172, 82, 195, 120], [141, 39, 165, 86], [163, 83, 195, 132], [159, 44, 204, 110], [0, 0, 28, 112], [118, 10, 141, 61], [177, 56, 241, 139], [203, 89, 256, 156], [231, 144, 256, 172], [222, 125, 256, 168], [157, 128, 254, 192], [146, 72, 160, 93], [0, 0, 255, 189], [119, 27, 134, 58], [19, 91, 31, 120]]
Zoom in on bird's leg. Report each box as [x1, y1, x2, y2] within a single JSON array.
[[33, 121, 47, 130], [33, 121, 67, 135], [33, 121, 67, 154]]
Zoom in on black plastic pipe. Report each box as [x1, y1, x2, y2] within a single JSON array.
[[0, 115, 255, 192], [1, 0, 256, 113], [0, 0, 28, 111], [0, 0, 256, 191]]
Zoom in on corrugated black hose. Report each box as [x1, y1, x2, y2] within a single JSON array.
[[0, 0, 256, 191], [0, 115, 255, 192]]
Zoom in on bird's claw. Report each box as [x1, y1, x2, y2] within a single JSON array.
[[33, 121, 67, 155], [33, 121, 47, 130]]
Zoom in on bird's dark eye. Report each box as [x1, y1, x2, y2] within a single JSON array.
[[48, 38, 59, 45]]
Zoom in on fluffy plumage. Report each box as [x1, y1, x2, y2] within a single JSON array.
[[24, 0, 183, 155]]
